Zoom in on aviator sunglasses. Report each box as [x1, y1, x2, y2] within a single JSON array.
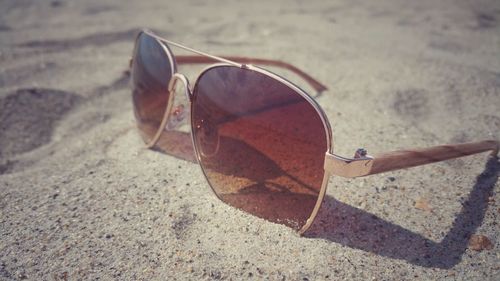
[[130, 29, 499, 234]]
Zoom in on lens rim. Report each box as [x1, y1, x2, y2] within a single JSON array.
[[131, 29, 178, 144], [132, 29, 178, 78], [190, 63, 333, 234]]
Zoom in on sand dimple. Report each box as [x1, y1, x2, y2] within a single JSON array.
[[0, 24, 11, 32], [392, 88, 430, 121], [0, 88, 82, 158], [474, 11, 497, 29]]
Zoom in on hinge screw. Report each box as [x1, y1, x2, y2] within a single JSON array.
[[354, 148, 367, 158]]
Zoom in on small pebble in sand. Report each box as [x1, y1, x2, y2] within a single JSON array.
[[414, 198, 432, 212], [468, 235, 493, 251]]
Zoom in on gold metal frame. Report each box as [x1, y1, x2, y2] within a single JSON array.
[[132, 29, 499, 235]]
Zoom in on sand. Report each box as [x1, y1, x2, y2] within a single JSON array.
[[1, 0, 499, 280]]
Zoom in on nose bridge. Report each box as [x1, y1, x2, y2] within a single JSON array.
[[168, 73, 192, 102]]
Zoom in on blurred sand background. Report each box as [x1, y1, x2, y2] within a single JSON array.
[[1, 0, 500, 280]]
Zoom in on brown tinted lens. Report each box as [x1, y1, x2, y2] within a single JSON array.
[[191, 66, 328, 230], [131, 32, 174, 143]]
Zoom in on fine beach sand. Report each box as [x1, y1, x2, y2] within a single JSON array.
[[1, 0, 500, 279]]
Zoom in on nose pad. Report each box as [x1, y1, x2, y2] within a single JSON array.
[[166, 104, 188, 130], [145, 73, 191, 149], [164, 74, 191, 132], [195, 118, 220, 158]]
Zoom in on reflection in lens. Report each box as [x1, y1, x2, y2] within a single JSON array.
[[191, 66, 328, 230]]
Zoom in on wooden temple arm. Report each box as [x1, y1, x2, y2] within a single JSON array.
[[175, 55, 328, 93], [324, 140, 499, 178]]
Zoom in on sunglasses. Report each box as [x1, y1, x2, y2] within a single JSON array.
[[130, 29, 499, 234]]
